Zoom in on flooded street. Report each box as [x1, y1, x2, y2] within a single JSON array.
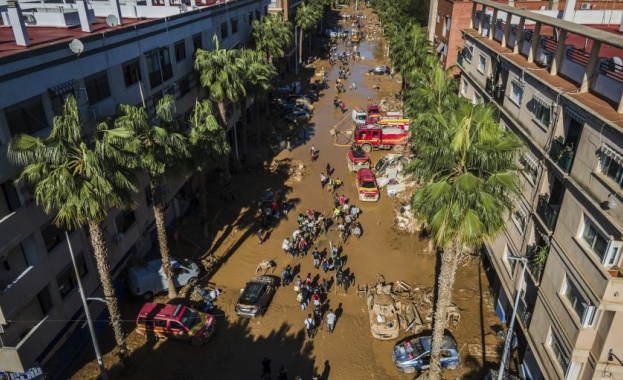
[[70, 8, 502, 380]]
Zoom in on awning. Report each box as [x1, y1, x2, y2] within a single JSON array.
[[533, 93, 551, 107], [601, 144, 623, 164], [48, 79, 78, 96], [436, 42, 446, 53], [563, 106, 586, 125]]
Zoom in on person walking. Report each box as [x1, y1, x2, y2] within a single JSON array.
[[339, 194, 346, 206], [304, 314, 315, 339], [312, 248, 320, 269], [326, 309, 337, 333], [320, 173, 326, 189], [321, 257, 329, 273], [326, 163, 332, 177], [278, 367, 288, 380], [262, 357, 272, 377]]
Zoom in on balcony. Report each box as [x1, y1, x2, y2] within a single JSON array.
[[526, 244, 549, 285], [548, 138, 576, 174], [536, 195, 559, 231], [457, 54, 464, 68], [516, 299, 533, 327]]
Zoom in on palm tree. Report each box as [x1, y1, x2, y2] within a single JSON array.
[[404, 57, 459, 120], [7, 96, 136, 349], [239, 49, 277, 159], [187, 100, 231, 222], [388, 23, 431, 90], [295, 2, 322, 64], [407, 103, 523, 379], [114, 95, 189, 299], [252, 13, 292, 64], [194, 35, 247, 129]]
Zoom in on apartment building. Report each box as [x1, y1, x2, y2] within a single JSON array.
[[0, 0, 268, 376], [455, 0, 623, 378]]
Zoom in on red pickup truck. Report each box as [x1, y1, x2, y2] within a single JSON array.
[[347, 148, 371, 172]]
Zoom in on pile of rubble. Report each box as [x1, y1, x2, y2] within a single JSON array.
[[378, 96, 403, 112], [268, 159, 307, 184], [393, 204, 421, 235]]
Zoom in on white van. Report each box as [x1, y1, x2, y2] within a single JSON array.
[[352, 107, 367, 125], [127, 257, 200, 299]]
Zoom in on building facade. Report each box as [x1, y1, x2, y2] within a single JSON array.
[[457, 0, 623, 378], [0, 0, 268, 375]]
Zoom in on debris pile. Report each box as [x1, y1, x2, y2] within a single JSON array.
[[393, 204, 421, 235], [378, 96, 403, 112]]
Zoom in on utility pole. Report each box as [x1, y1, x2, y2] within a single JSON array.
[[497, 256, 528, 380], [67, 231, 108, 380]]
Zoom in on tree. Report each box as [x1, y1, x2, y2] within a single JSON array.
[[404, 57, 459, 121], [7, 96, 136, 349], [114, 95, 189, 299], [187, 100, 231, 222], [194, 35, 247, 129], [252, 13, 292, 64], [295, 2, 322, 64], [238, 49, 276, 159], [387, 23, 431, 90], [408, 103, 523, 378]]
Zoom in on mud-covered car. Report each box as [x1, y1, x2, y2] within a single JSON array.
[[356, 168, 380, 202], [235, 276, 277, 318], [347, 148, 370, 172], [393, 334, 460, 374]]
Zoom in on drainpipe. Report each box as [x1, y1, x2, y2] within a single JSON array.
[[77, 0, 92, 33], [7, 0, 30, 47]]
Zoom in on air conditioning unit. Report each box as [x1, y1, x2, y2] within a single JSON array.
[[89, 106, 101, 120], [114, 233, 124, 245], [580, 3, 591, 9], [162, 185, 171, 196], [538, 52, 553, 67]]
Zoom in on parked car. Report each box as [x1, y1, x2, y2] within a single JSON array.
[[283, 110, 311, 124], [347, 148, 370, 172], [393, 334, 460, 374], [135, 303, 216, 346], [127, 257, 200, 300], [235, 275, 277, 318], [369, 65, 390, 75], [356, 168, 380, 202]]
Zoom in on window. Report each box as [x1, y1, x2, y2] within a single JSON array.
[[0, 181, 21, 219], [174, 41, 186, 62], [193, 34, 202, 51], [51, 90, 77, 116], [85, 71, 111, 104], [581, 218, 622, 266], [504, 245, 517, 273], [520, 152, 538, 183], [533, 95, 551, 127], [115, 210, 136, 234], [549, 332, 570, 375], [41, 222, 65, 252], [4, 96, 48, 136], [463, 44, 473, 62], [38, 287, 54, 315], [231, 18, 238, 34], [146, 48, 173, 89], [512, 208, 527, 233], [510, 79, 523, 105], [600, 145, 623, 189], [477, 54, 487, 74], [56, 255, 88, 299], [562, 279, 587, 319], [122, 59, 142, 87], [445, 16, 451, 30], [461, 79, 468, 95], [220, 22, 228, 39]]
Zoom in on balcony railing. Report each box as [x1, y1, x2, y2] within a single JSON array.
[[526, 244, 548, 285], [517, 299, 532, 327], [549, 138, 575, 174], [536, 195, 559, 231]]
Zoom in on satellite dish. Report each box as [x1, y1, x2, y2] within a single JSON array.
[[106, 14, 119, 27], [609, 56, 622, 73], [69, 38, 84, 54], [179, 3, 187, 11]]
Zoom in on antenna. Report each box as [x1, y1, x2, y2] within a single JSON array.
[[68, 38, 84, 54], [179, 3, 187, 11], [105, 14, 119, 27]]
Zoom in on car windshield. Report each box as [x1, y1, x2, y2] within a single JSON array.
[[361, 181, 376, 189], [179, 308, 200, 329]]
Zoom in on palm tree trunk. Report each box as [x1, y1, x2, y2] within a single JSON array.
[[217, 101, 228, 129], [150, 178, 177, 299], [299, 29, 303, 65], [240, 98, 248, 161], [429, 240, 461, 379], [87, 221, 127, 350]]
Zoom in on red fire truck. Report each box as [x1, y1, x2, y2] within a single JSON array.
[[354, 125, 408, 152]]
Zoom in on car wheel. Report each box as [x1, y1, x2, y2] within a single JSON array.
[[362, 144, 372, 153], [404, 367, 415, 374], [446, 363, 458, 370], [143, 291, 154, 301], [190, 337, 203, 346]]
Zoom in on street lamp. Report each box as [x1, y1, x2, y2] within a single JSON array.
[[66, 231, 108, 380], [497, 255, 528, 380]]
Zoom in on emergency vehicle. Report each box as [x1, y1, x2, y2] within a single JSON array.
[[135, 303, 216, 346], [354, 125, 408, 152], [356, 168, 380, 202]]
